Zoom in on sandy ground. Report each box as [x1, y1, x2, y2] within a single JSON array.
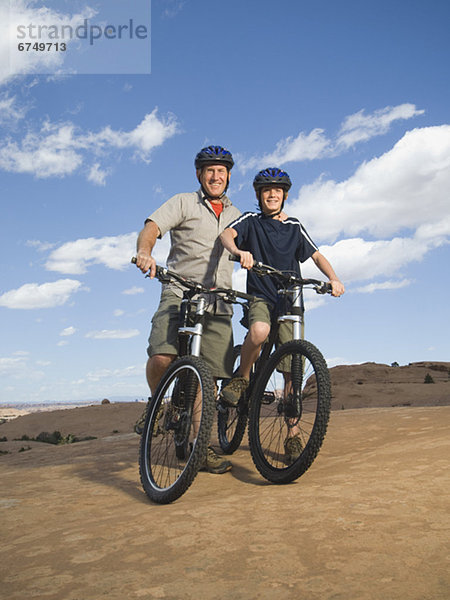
[[1, 402, 449, 600]]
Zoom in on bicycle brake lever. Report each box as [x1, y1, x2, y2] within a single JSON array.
[[316, 283, 332, 295]]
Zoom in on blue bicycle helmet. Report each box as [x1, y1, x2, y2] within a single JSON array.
[[253, 168, 292, 193], [195, 145, 234, 170]]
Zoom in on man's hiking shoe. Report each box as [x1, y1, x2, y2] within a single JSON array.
[[199, 446, 232, 474], [284, 434, 303, 465], [134, 398, 163, 436], [134, 402, 149, 435], [220, 376, 249, 407]]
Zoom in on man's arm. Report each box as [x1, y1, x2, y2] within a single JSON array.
[[311, 251, 345, 297], [135, 220, 161, 277], [220, 227, 254, 270]]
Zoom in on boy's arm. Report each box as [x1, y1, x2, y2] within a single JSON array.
[[220, 227, 254, 270], [311, 251, 345, 297]]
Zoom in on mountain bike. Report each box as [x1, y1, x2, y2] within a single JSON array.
[[133, 261, 252, 504], [217, 259, 333, 484]]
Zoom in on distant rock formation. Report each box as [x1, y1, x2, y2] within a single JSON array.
[[329, 361, 450, 410]]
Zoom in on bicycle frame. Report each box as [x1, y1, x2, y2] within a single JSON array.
[[233, 263, 330, 406]]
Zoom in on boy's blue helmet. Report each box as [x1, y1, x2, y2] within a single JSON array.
[[195, 146, 234, 170], [253, 168, 292, 193]]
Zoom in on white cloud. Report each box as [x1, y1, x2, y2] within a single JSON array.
[[286, 125, 450, 243], [60, 326, 76, 336], [44, 229, 170, 276], [0, 122, 83, 177], [337, 104, 425, 148], [239, 104, 424, 172], [162, 0, 187, 19], [46, 232, 136, 274], [85, 329, 140, 339], [240, 128, 330, 173], [122, 286, 145, 295], [87, 163, 109, 186], [0, 109, 179, 182], [354, 279, 413, 294], [0, 279, 82, 309], [0, 94, 27, 125], [26, 239, 56, 252], [0, 1, 96, 85], [282, 124, 450, 289], [0, 355, 26, 375], [84, 364, 143, 381], [307, 234, 444, 285]]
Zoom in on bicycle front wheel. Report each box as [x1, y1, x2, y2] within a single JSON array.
[[248, 340, 331, 484], [217, 345, 248, 455], [139, 356, 215, 504]]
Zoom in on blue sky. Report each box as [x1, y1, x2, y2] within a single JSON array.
[[1, 0, 449, 405]]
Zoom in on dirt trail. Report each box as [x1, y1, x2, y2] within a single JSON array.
[[1, 404, 449, 599]]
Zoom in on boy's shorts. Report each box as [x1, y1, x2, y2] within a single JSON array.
[[248, 298, 296, 373], [248, 297, 293, 346], [147, 289, 234, 379]]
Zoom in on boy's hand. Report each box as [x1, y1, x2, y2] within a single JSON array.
[[330, 280, 345, 297], [239, 251, 254, 270]]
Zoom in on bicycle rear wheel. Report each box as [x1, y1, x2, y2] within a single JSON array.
[[217, 345, 249, 455], [248, 340, 331, 484], [139, 356, 215, 504]]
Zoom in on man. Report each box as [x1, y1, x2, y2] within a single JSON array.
[[219, 167, 345, 464], [134, 146, 241, 473]]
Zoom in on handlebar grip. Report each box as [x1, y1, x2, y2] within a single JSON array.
[[228, 254, 240, 262], [131, 257, 137, 264]]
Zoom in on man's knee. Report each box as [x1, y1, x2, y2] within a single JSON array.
[[146, 354, 176, 392]]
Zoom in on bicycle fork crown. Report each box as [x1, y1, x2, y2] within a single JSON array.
[[178, 297, 207, 357]]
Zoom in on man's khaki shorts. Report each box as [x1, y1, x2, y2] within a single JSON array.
[[147, 289, 234, 379]]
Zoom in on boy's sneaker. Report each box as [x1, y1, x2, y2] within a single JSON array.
[[220, 376, 249, 407], [199, 446, 232, 474], [284, 434, 303, 465]]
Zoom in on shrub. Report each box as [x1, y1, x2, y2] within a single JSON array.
[[36, 431, 63, 444], [424, 373, 435, 384]]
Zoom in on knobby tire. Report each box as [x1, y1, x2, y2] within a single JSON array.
[[248, 340, 331, 484], [217, 345, 248, 454], [139, 356, 215, 504]]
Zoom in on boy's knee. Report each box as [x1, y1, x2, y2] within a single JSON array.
[[249, 321, 270, 345]]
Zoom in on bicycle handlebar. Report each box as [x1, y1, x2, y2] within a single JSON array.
[[131, 257, 256, 304], [228, 254, 332, 295]]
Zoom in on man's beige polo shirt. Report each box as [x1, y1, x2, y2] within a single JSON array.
[[147, 190, 241, 314]]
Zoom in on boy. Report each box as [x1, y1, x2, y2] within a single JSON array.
[[219, 167, 344, 463]]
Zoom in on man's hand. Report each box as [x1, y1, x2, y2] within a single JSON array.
[[135, 251, 157, 278]]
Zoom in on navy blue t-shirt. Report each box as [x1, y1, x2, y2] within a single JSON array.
[[229, 212, 318, 305]]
